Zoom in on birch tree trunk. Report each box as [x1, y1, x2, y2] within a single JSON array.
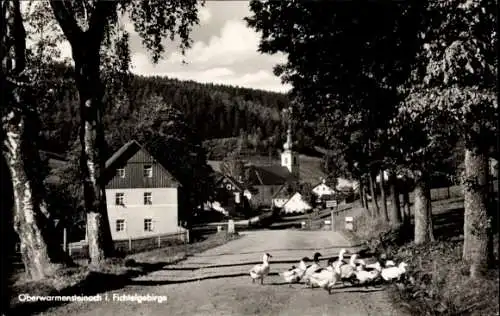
[[2, 110, 58, 280], [49, 2, 116, 265], [379, 169, 388, 221], [1, 0, 69, 280], [73, 45, 114, 265], [369, 171, 380, 216], [388, 170, 402, 229], [463, 147, 490, 278], [414, 171, 434, 245]]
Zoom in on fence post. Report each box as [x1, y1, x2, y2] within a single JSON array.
[[68, 244, 72, 256], [186, 229, 190, 244], [157, 235, 161, 248], [128, 236, 132, 251], [63, 227, 67, 252], [331, 210, 334, 231]]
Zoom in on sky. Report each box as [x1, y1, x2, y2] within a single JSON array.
[[127, 1, 291, 93], [22, 1, 291, 94]]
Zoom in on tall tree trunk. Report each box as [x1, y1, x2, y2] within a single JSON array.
[[0, 156, 14, 313], [379, 169, 389, 222], [402, 186, 411, 227], [463, 147, 490, 278], [73, 46, 114, 265], [363, 185, 371, 215], [388, 170, 402, 229], [368, 171, 380, 216], [2, 110, 57, 280], [1, 0, 69, 280], [414, 171, 434, 245], [49, 1, 117, 266], [358, 177, 365, 208]]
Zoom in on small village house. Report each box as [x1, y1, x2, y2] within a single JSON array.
[[206, 173, 257, 216], [281, 192, 312, 214], [102, 140, 187, 241], [244, 127, 299, 208], [312, 178, 336, 199], [271, 185, 293, 209]]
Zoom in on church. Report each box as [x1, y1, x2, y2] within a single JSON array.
[[242, 122, 300, 209]]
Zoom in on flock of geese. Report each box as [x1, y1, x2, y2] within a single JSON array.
[[249, 249, 408, 294]]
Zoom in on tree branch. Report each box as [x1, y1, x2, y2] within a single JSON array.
[[88, 0, 118, 50], [48, 0, 83, 45]]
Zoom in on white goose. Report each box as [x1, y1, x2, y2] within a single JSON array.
[[381, 262, 408, 282], [354, 261, 382, 285], [281, 257, 309, 287], [339, 254, 359, 284], [303, 252, 322, 286], [333, 248, 348, 270], [308, 258, 342, 294], [250, 253, 272, 285]]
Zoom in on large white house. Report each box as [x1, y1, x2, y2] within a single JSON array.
[[101, 140, 187, 240]]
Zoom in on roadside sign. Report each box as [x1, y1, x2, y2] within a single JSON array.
[[326, 200, 337, 209]]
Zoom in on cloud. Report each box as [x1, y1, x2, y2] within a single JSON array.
[[199, 6, 212, 24], [131, 52, 290, 93], [130, 18, 291, 93]]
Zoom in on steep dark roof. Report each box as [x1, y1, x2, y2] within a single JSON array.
[[207, 160, 223, 173], [103, 140, 180, 186], [271, 184, 291, 199], [246, 164, 295, 186], [216, 174, 245, 192], [105, 140, 141, 170]]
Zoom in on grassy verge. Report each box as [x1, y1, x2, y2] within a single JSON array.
[[343, 200, 499, 316], [10, 232, 240, 315]]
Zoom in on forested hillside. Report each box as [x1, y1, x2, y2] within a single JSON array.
[[38, 65, 319, 159]]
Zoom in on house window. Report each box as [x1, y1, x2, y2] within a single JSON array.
[[117, 168, 125, 178], [115, 192, 124, 205], [144, 192, 152, 205], [144, 165, 153, 178], [144, 219, 153, 232], [284, 157, 288, 164], [116, 219, 125, 232]]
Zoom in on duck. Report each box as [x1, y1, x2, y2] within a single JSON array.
[[308, 258, 342, 294], [381, 262, 408, 282], [281, 257, 309, 287], [384, 260, 396, 267], [333, 248, 348, 270], [354, 261, 382, 286], [364, 261, 382, 271], [339, 254, 359, 285], [250, 253, 272, 285], [302, 252, 322, 286]]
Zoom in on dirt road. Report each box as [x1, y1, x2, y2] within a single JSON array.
[[38, 230, 407, 316]]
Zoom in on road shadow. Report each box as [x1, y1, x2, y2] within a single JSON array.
[[161, 253, 373, 271], [129, 271, 282, 286], [201, 244, 366, 257]]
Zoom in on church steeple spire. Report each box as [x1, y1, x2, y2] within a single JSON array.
[[281, 106, 299, 179]]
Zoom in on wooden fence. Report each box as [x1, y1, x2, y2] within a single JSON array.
[[14, 230, 189, 263]]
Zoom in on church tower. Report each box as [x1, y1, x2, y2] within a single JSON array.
[[281, 107, 299, 179]]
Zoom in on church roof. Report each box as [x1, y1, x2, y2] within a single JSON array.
[[245, 164, 295, 186]]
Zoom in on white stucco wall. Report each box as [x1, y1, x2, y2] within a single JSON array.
[[106, 188, 180, 240], [283, 193, 312, 214]]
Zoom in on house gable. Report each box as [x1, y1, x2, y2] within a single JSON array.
[[312, 183, 336, 196], [105, 141, 180, 189]]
